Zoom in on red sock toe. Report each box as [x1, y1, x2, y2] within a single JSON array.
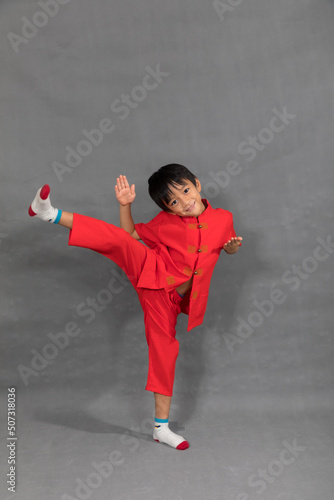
[[176, 440, 189, 450], [40, 184, 50, 200]]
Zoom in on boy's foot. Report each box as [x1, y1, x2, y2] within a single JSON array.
[[153, 423, 189, 450], [29, 184, 61, 223]]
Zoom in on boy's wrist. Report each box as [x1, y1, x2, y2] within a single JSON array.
[[119, 202, 135, 234], [224, 246, 239, 254]]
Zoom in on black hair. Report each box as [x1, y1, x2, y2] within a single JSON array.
[[148, 164, 198, 212]]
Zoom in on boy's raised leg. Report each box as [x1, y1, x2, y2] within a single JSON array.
[[58, 212, 73, 230]]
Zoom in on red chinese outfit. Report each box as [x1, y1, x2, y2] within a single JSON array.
[[68, 198, 238, 396]]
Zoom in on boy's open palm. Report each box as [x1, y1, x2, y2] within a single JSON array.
[[223, 236, 243, 253], [115, 175, 136, 205]]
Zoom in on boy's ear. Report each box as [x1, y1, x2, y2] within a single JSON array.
[[195, 177, 202, 192]]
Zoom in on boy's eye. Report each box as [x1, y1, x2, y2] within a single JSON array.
[[170, 187, 190, 206]]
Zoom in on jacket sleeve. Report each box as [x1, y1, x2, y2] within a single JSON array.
[[221, 210, 242, 247], [134, 212, 163, 249]]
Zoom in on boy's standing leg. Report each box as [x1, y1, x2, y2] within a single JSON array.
[[154, 394, 188, 449], [138, 287, 189, 450], [154, 393, 171, 420]]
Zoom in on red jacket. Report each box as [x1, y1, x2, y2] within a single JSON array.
[[134, 198, 238, 332]]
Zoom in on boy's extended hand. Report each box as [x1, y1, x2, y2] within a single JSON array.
[[223, 236, 243, 254], [115, 175, 136, 206]]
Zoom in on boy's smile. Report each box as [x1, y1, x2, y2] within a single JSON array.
[[164, 178, 206, 217]]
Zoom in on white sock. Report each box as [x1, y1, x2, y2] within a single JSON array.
[[29, 185, 61, 223], [153, 419, 189, 450]]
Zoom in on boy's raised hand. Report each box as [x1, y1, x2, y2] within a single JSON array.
[[223, 236, 243, 254], [115, 175, 136, 205]]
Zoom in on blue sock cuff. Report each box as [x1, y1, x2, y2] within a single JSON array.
[[53, 209, 62, 224], [155, 417, 168, 423]]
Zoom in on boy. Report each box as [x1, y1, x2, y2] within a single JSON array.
[[29, 164, 242, 450]]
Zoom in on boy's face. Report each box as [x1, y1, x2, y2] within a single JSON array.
[[163, 177, 206, 217]]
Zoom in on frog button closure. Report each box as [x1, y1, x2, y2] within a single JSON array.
[[194, 268, 203, 276]]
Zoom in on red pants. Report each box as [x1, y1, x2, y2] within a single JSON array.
[[68, 214, 184, 397]]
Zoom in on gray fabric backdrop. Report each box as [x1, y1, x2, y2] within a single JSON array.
[[1, 1, 333, 499]]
